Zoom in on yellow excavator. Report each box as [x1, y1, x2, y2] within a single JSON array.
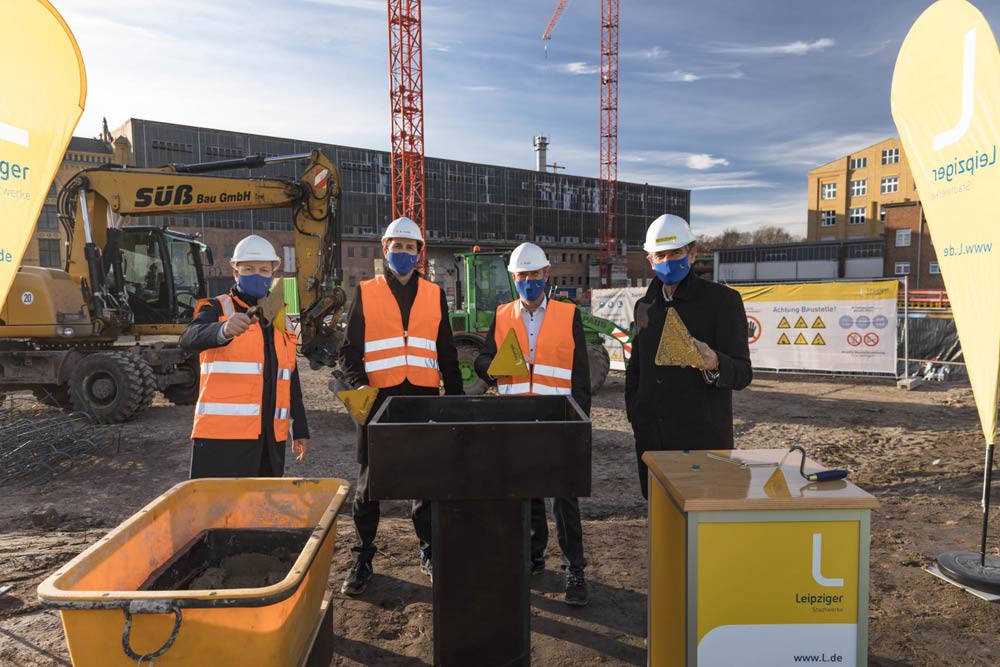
[[0, 150, 346, 422]]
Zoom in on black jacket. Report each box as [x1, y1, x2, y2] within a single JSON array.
[[474, 300, 591, 416], [625, 273, 751, 447], [179, 287, 309, 441], [338, 271, 463, 464]]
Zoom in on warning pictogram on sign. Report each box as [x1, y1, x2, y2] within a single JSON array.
[[864, 332, 880, 347], [811, 317, 825, 329], [794, 316, 809, 328], [794, 333, 809, 345], [777, 317, 791, 329], [777, 333, 791, 345], [847, 332, 862, 347], [811, 333, 826, 345], [747, 316, 762, 344]]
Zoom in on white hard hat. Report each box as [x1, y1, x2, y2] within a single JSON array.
[[231, 234, 281, 267], [507, 242, 550, 272], [643, 214, 695, 253], [382, 216, 424, 245]]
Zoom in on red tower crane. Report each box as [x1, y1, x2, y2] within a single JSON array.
[[387, 0, 427, 261], [542, 0, 569, 41], [599, 0, 620, 287]]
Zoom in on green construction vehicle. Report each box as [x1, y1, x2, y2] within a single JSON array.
[[448, 251, 631, 395]]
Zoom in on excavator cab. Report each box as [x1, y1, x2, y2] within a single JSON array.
[[112, 227, 210, 326]]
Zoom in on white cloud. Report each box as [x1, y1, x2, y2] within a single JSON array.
[[686, 154, 730, 170], [648, 69, 744, 83], [853, 39, 895, 58], [758, 131, 895, 167], [691, 195, 805, 235], [303, 0, 384, 10], [559, 61, 600, 75], [713, 38, 835, 56], [630, 46, 669, 60], [462, 85, 504, 93]]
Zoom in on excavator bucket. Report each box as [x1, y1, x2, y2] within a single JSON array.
[[488, 328, 530, 377], [654, 308, 705, 368], [0, 1, 87, 306]]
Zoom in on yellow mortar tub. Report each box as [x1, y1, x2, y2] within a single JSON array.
[[37, 477, 350, 666]]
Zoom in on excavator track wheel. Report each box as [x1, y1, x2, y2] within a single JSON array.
[[69, 351, 145, 424], [587, 344, 611, 395]]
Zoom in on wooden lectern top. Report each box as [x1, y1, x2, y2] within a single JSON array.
[[642, 449, 879, 512]]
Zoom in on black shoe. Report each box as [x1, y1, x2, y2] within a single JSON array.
[[420, 555, 433, 583], [341, 561, 373, 596], [530, 560, 545, 575], [564, 569, 588, 607]]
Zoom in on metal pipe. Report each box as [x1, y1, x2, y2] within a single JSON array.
[[78, 191, 93, 244], [169, 152, 313, 174], [981, 443, 995, 566], [903, 275, 909, 379]]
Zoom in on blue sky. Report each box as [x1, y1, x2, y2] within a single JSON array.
[[55, 0, 1000, 236]]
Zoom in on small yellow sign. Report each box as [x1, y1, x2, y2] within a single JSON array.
[[777, 317, 791, 329], [812, 333, 826, 346], [488, 328, 529, 377], [337, 386, 379, 424], [777, 333, 791, 345], [811, 316, 826, 329], [794, 316, 809, 329], [655, 308, 705, 367], [794, 333, 809, 345]]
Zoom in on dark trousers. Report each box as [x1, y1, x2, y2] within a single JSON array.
[[350, 461, 432, 566], [530, 497, 586, 572], [189, 437, 285, 479], [632, 420, 733, 499]]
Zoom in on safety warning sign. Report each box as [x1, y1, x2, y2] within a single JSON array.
[[734, 280, 898, 374]]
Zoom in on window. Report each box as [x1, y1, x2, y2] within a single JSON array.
[[929, 261, 941, 275], [895, 229, 912, 247], [881, 176, 899, 194], [38, 238, 61, 268], [850, 179, 867, 197], [37, 205, 59, 232], [849, 207, 866, 225], [849, 157, 867, 169], [348, 246, 355, 258], [879, 206, 886, 223], [882, 148, 899, 165], [820, 210, 836, 226], [894, 262, 911, 275], [821, 183, 837, 199]]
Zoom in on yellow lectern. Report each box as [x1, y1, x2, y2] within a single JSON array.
[[643, 449, 878, 667]]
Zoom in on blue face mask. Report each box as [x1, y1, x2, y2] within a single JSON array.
[[237, 274, 273, 299], [387, 251, 419, 277], [653, 255, 691, 285], [515, 279, 546, 302]]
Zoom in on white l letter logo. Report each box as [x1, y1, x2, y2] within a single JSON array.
[[932, 28, 977, 151], [811, 533, 844, 587]]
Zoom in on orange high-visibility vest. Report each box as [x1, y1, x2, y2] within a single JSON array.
[[191, 293, 298, 441], [494, 299, 575, 396], [360, 275, 442, 388]]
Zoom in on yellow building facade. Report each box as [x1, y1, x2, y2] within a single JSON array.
[[22, 130, 130, 269], [806, 137, 918, 241]]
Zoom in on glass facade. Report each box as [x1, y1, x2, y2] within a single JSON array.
[[120, 119, 690, 249]]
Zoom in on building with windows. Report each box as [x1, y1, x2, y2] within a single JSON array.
[[111, 119, 690, 299], [806, 138, 918, 241], [713, 239, 884, 284], [883, 201, 943, 290], [23, 130, 129, 269]]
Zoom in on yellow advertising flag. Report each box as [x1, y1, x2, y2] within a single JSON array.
[[0, 1, 86, 306], [891, 0, 1000, 444]]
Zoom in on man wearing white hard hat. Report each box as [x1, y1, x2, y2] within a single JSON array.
[[474, 242, 592, 607], [180, 234, 309, 478], [338, 216, 463, 596], [625, 214, 752, 499]]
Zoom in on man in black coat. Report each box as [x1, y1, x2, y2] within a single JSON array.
[[625, 214, 752, 499]]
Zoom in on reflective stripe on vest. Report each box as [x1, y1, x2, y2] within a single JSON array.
[[191, 293, 298, 442], [494, 299, 575, 396], [360, 276, 442, 389]]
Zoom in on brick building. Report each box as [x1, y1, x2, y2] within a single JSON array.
[[883, 201, 943, 290]]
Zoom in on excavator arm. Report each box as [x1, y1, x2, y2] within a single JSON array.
[[57, 150, 347, 367]]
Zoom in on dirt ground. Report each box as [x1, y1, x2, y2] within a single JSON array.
[[1, 368, 998, 666]]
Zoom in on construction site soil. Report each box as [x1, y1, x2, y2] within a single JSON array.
[[1, 369, 997, 666]]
